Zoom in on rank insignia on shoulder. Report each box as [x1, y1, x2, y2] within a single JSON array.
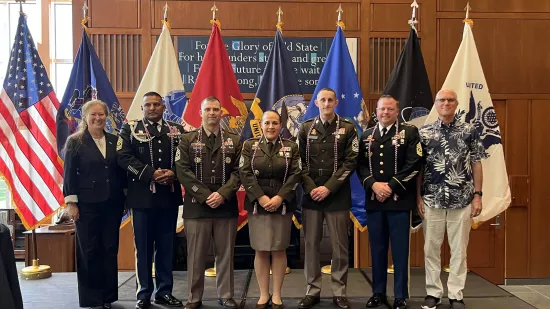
[[417, 142, 422, 156], [116, 136, 123, 151]]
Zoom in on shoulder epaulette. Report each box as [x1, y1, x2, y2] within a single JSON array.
[[303, 118, 315, 123], [341, 118, 353, 124]]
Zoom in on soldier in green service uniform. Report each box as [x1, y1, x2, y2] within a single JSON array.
[[239, 110, 302, 309], [175, 96, 242, 309], [297, 88, 358, 309]]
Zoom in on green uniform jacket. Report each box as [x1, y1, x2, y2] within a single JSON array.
[[239, 137, 302, 215], [297, 116, 359, 212], [175, 127, 242, 219]]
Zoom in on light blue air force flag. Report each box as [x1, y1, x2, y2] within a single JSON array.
[[303, 26, 367, 231]]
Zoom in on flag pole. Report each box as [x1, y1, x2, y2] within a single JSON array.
[[204, 3, 218, 278], [15, 0, 52, 280], [321, 4, 344, 276]]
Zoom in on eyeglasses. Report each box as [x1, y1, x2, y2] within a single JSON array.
[[436, 98, 457, 103]]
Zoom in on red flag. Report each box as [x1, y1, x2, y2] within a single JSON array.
[[183, 21, 248, 229], [183, 23, 246, 128]]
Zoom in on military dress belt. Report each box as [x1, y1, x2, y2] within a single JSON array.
[[256, 179, 282, 187], [202, 176, 225, 184], [313, 169, 334, 177]]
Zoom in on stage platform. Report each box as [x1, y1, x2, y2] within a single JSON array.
[[18, 269, 536, 309]]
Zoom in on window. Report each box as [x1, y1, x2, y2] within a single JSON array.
[[0, 0, 72, 210]]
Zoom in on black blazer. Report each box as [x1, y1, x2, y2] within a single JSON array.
[[63, 131, 126, 204]]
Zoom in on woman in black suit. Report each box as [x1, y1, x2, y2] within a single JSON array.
[[63, 100, 126, 309]]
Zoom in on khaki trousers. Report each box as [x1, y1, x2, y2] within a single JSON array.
[[184, 218, 237, 302], [303, 208, 350, 297], [422, 205, 471, 300]]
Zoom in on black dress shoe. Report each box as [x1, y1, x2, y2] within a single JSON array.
[[298, 295, 320, 309], [393, 298, 407, 309], [366, 294, 388, 308], [333, 297, 350, 309], [219, 298, 239, 309], [103, 304, 112, 309], [185, 301, 203, 309], [155, 294, 184, 307], [135, 300, 151, 309]]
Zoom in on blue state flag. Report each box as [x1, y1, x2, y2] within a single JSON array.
[[303, 26, 367, 231], [243, 28, 308, 228], [56, 28, 126, 157], [243, 29, 307, 141], [55, 28, 128, 226]]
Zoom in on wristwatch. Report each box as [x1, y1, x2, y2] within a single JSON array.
[[473, 191, 483, 197]]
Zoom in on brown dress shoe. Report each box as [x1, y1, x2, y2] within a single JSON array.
[[298, 295, 320, 309], [185, 301, 203, 309], [333, 296, 350, 309], [219, 298, 239, 309]]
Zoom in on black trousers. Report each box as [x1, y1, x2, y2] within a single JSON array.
[[75, 199, 124, 307], [0, 223, 23, 309], [131, 206, 178, 300]]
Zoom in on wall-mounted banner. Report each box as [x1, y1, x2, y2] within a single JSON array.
[[177, 36, 357, 94]]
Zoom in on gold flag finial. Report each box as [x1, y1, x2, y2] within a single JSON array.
[[211, 4, 218, 20], [210, 4, 221, 29], [336, 4, 345, 29], [463, 2, 473, 26], [276, 6, 284, 33]]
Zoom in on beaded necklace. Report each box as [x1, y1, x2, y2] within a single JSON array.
[[193, 126, 227, 185], [367, 121, 400, 201], [305, 114, 340, 175], [251, 134, 289, 215], [141, 118, 175, 193]]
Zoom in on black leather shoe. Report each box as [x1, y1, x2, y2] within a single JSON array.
[[135, 300, 151, 309], [366, 294, 388, 308], [298, 295, 320, 309], [219, 298, 239, 309], [393, 298, 407, 309], [103, 304, 112, 309], [333, 297, 350, 309], [155, 294, 184, 307], [185, 301, 203, 309]]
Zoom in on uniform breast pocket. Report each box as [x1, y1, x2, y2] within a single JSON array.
[[308, 140, 321, 156]]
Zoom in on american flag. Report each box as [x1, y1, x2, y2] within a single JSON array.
[[0, 13, 64, 229]]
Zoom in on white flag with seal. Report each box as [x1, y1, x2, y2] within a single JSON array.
[[126, 23, 186, 231], [425, 22, 511, 227]]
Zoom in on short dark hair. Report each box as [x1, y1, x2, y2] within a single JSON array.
[[143, 91, 162, 100], [261, 110, 281, 122], [317, 87, 337, 98], [201, 96, 222, 110], [378, 94, 400, 108]]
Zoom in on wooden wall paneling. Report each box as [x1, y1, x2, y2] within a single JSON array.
[[421, 0, 437, 97], [369, 37, 407, 95], [141, 0, 153, 81], [152, 1, 360, 31], [371, 3, 421, 32], [438, 0, 550, 13], [504, 100, 530, 278], [438, 19, 550, 94], [529, 100, 550, 278], [90, 0, 140, 29]]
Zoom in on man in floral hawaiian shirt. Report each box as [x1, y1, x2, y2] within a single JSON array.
[[417, 89, 486, 309]]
